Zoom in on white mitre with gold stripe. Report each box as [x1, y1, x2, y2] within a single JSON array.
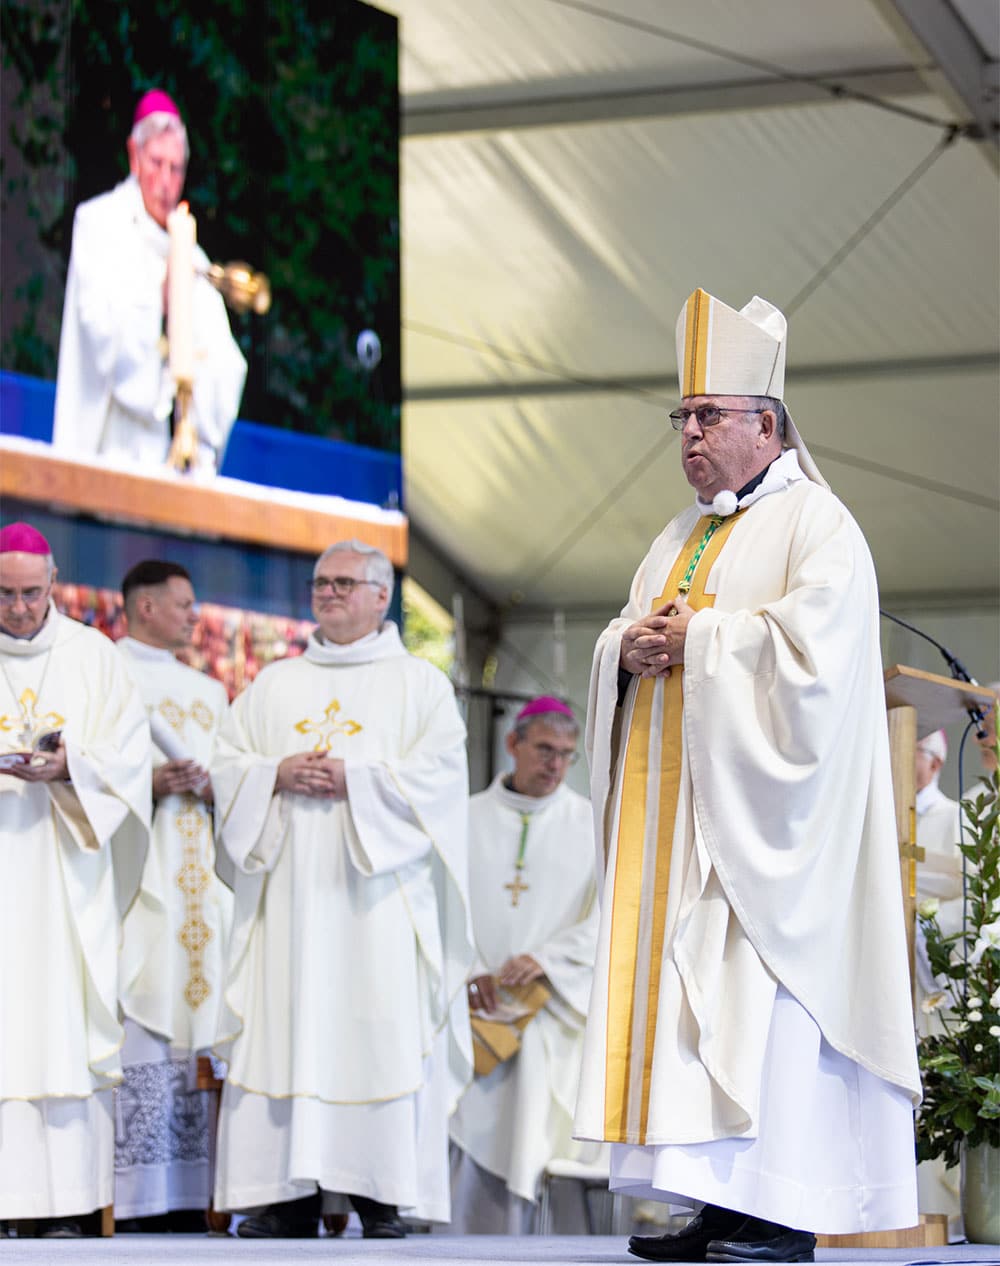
[[675, 288, 827, 488]]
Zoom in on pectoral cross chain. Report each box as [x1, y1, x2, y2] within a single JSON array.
[[505, 811, 531, 907]]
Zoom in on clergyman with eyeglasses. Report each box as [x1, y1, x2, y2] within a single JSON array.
[[449, 696, 600, 1232], [573, 290, 921, 1263], [210, 538, 474, 1239]]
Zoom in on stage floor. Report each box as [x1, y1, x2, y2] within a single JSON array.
[[1, 1235, 997, 1266]]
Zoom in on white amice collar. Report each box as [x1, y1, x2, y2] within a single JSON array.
[[0, 600, 60, 655], [117, 635, 178, 663], [305, 621, 406, 667], [492, 772, 564, 815], [695, 448, 807, 518]]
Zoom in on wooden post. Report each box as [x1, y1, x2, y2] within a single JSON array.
[[887, 703, 922, 1009]]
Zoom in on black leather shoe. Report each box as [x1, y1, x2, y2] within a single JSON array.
[[706, 1217, 816, 1263], [349, 1194, 407, 1239], [36, 1217, 84, 1239], [628, 1205, 747, 1261], [115, 1214, 170, 1233], [235, 1194, 320, 1239]]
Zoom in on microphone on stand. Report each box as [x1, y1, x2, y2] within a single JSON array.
[[880, 608, 989, 738]]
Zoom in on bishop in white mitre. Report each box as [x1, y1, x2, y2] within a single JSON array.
[[114, 560, 232, 1223], [449, 696, 600, 1234], [577, 292, 920, 1265], [211, 540, 474, 1240], [0, 523, 150, 1235]]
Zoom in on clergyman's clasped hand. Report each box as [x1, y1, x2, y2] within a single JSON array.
[[275, 751, 346, 800], [619, 593, 695, 678]]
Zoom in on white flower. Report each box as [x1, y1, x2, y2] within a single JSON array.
[[967, 919, 1000, 967], [918, 897, 940, 918], [991, 984, 1000, 1009], [974, 1043, 984, 1052], [990, 1026, 1000, 1037], [968, 1010, 983, 1023], [921, 991, 947, 1014]]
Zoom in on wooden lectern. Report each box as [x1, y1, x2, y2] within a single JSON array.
[[817, 667, 995, 1251]]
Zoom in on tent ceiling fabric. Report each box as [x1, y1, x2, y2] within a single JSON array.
[[379, 0, 1000, 611]]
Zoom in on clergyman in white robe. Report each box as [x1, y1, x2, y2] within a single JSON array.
[[211, 615, 474, 1224], [914, 732, 964, 1032], [450, 748, 600, 1233], [912, 732, 964, 1237], [115, 635, 232, 1220], [575, 290, 920, 1257], [0, 595, 149, 1221], [52, 173, 246, 472]]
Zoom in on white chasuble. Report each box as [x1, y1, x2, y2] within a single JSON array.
[[913, 782, 963, 1233], [914, 781, 964, 1033], [450, 777, 600, 1219], [211, 623, 474, 1218], [575, 450, 920, 1232], [117, 637, 232, 1051], [0, 608, 150, 1217], [916, 784, 963, 934], [113, 639, 231, 1219]]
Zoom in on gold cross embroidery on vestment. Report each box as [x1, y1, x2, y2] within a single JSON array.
[[294, 698, 363, 751], [158, 697, 214, 734], [174, 801, 213, 1010], [0, 687, 65, 751]]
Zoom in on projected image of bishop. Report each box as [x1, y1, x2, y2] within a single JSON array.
[[53, 90, 246, 474]]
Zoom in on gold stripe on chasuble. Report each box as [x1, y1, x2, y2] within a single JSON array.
[[682, 289, 711, 397], [604, 511, 743, 1142]]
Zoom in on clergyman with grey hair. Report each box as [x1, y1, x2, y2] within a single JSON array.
[[52, 88, 245, 472], [210, 539, 475, 1239], [576, 288, 921, 1264]]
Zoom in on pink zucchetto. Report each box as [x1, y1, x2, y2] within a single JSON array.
[[516, 695, 575, 723], [0, 522, 52, 556], [133, 89, 181, 125]]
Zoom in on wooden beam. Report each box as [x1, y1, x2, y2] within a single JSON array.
[[0, 442, 407, 568]]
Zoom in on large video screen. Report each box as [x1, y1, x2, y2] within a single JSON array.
[[1, 0, 400, 452]]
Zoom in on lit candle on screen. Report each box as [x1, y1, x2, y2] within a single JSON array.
[[167, 201, 195, 384]]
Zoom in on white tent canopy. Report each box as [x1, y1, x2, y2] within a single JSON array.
[[382, 0, 998, 625]]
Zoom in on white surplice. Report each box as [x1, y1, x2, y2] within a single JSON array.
[[114, 637, 232, 1218], [53, 175, 246, 471], [913, 779, 964, 1234], [0, 607, 150, 1218], [449, 776, 600, 1231], [915, 779, 964, 1029], [575, 450, 921, 1234], [210, 623, 474, 1221]]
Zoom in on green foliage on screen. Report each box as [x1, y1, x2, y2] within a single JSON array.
[[1, 0, 401, 451]]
